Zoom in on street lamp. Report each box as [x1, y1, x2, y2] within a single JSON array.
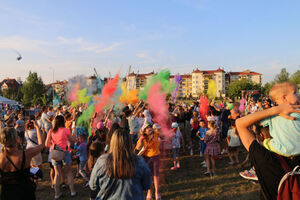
[[49, 67, 54, 105]]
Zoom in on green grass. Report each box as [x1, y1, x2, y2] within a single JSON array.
[[36, 149, 260, 200]]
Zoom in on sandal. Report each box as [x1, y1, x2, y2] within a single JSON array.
[[155, 194, 161, 200]]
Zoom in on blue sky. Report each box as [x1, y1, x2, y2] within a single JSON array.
[[0, 0, 299, 84]]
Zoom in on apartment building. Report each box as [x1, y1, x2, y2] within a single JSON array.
[[125, 68, 262, 98], [126, 72, 154, 90], [170, 74, 192, 98], [226, 70, 262, 85], [192, 68, 226, 97]]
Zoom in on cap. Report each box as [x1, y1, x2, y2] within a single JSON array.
[[153, 123, 161, 130], [171, 122, 178, 128]]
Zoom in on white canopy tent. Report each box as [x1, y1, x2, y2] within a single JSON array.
[[0, 95, 18, 105]]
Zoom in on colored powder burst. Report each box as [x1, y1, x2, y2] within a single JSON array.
[[94, 74, 119, 114], [207, 79, 217, 100], [71, 88, 93, 107], [239, 98, 246, 112], [146, 82, 172, 140], [68, 82, 80, 102], [199, 95, 209, 125], [119, 82, 138, 104], [139, 69, 175, 100], [111, 80, 123, 110], [226, 102, 234, 110], [172, 75, 182, 103], [77, 104, 95, 136]]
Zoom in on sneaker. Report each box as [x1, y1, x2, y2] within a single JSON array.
[[204, 171, 210, 175], [54, 193, 63, 200], [61, 183, 67, 189], [200, 152, 203, 157], [190, 149, 193, 156], [71, 192, 77, 197], [83, 181, 89, 188], [239, 169, 258, 181]]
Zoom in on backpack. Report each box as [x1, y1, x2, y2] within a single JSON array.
[[277, 156, 300, 200]]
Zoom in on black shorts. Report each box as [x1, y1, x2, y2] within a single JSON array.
[[228, 146, 239, 153], [248, 141, 299, 200], [48, 162, 53, 169], [190, 129, 199, 140]]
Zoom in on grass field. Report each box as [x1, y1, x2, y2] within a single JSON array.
[[36, 149, 260, 200]]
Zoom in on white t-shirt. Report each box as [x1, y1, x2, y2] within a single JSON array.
[[25, 129, 38, 148], [228, 129, 241, 147]]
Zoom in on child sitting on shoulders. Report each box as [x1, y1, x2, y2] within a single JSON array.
[[261, 82, 300, 157], [227, 120, 241, 165], [170, 122, 184, 170]]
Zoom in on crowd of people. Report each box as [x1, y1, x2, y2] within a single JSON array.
[[0, 81, 298, 200]]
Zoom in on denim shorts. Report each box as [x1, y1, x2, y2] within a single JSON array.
[[172, 148, 180, 160], [51, 151, 72, 166]]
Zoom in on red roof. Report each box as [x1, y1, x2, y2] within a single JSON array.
[[182, 74, 192, 78], [229, 71, 261, 76], [0, 78, 21, 89], [128, 71, 154, 78], [192, 67, 225, 73]]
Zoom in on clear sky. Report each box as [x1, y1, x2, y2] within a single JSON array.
[[0, 0, 299, 84]]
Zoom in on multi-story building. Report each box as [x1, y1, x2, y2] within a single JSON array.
[[226, 70, 262, 85], [49, 80, 68, 98], [124, 68, 261, 98], [126, 72, 154, 90], [169, 74, 192, 98], [192, 68, 226, 97], [0, 78, 21, 92]]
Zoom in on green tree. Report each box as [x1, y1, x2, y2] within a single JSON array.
[[289, 70, 300, 87], [21, 71, 46, 107], [274, 68, 290, 83], [1, 87, 23, 102], [226, 79, 261, 99], [262, 82, 274, 96]]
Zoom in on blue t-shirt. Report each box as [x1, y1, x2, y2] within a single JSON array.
[[198, 127, 208, 139], [77, 142, 88, 162], [261, 112, 300, 156]]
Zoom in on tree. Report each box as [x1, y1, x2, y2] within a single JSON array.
[[289, 70, 300, 87], [21, 71, 46, 107], [262, 82, 274, 96], [1, 87, 23, 102], [274, 68, 290, 83], [226, 79, 261, 99]]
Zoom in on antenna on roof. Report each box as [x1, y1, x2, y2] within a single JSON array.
[[128, 65, 131, 76], [94, 68, 99, 77]]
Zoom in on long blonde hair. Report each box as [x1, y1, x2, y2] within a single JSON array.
[[0, 128, 18, 155], [106, 128, 136, 179]]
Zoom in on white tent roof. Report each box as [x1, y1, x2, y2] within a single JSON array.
[[0, 95, 18, 105]]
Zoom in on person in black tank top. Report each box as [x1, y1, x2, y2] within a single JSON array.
[[0, 126, 44, 200]]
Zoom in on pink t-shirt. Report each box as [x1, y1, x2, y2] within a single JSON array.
[[47, 127, 71, 151]]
